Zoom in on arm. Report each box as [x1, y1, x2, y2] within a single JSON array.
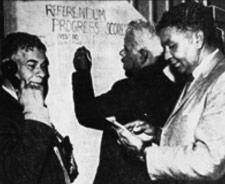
[[0, 83, 59, 184], [72, 71, 129, 130], [146, 74, 225, 181], [72, 46, 107, 130], [72, 47, 129, 130], [116, 120, 156, 161]]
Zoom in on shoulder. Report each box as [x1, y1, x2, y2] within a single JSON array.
[[210, 68, 225, 92], [111, 78, 131, 90], [135, 65, 174, 86], [205, 60, 225, 100]]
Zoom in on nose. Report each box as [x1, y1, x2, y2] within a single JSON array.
[[164, 47, 172, 61], [36, 67, 46, 79]]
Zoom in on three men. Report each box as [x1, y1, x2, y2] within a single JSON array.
[[0, 32, 78, 184], [73, 19, 185, 184], [117, 2, 225, 184]]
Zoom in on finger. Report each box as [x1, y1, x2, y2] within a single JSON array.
[[133, 126, 145, 134], [125, 120, 145, 133], [124, 121, 138, 129], [133, 121, 149, 131], [144, 124, 156, 135], [85, 49, 92, 62], [18, 80, 26, 99], [117, 137, 128, 146], [120, 128, 134, 139], [33, 86, 44, 105], [111, 126, 118, 132], [117, 127, 124, 135], [117, 139, 123, 145], [76, 46, 85, 53], [138, 134, 155, 142], [117, 128, 131, 141], [116, 128, 124, 138], [20, 79, 26, 90], [81, 46, 86, 50], [19, 86, 34, 106], [74, 47, 86, 59]]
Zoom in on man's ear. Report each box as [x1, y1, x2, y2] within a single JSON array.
[[195, 30, 204, 49], [139, 48, 152, 65]]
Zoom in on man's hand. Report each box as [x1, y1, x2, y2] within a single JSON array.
[[125, 120, 156, 142], [116, 120, 156, 160], [73, 46, 92, 71], [117, 128, 144, 153], [18, 80, 50, 126]]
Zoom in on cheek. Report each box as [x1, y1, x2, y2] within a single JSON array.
[[17, 67, 34, 81], [186, 47, 198, 64], [173, 47, 186, 59], [124, 54, 134, 65]]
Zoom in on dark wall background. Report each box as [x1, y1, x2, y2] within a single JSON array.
[[131, 0, 225, 50], [0, 0, 3, 61]]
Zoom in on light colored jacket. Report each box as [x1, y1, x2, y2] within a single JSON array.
[[145, 51, 225, 184]]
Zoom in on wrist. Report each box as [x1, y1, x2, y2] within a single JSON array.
[[137, 144, 147, 162], [76, 68, 91, 73]]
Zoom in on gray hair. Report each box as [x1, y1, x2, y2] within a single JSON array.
[[125, 19, 162, 57]]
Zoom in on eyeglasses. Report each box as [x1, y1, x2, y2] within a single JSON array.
[[119, 49, 126, 57]]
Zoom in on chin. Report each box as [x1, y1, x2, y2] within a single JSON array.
[[172, 66, 185, 74], [177, 68, 185, 74]]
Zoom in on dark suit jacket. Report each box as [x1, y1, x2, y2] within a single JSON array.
[[0, 86, 77, 184], [73, 63, 185, 184]]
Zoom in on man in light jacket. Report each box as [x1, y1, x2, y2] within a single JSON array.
[[117, 2, 225, 184]]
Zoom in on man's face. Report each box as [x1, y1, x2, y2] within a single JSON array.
[[11, 47, 49, 87], [159, 26, 200, 74], [120, 34, 143, 77]]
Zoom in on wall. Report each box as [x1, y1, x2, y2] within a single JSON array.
[[3, 1, 144, 184]]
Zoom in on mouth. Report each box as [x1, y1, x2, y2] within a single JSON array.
[[170, 59, 181, 68], [29, 82, 43, 87]]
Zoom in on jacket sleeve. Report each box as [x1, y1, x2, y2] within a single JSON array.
[[0, 118, 58, 184], [145, 73, 225, 182], [72, 71, 127, 130]]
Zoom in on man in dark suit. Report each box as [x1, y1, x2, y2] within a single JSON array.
[[72, 19, 185, 184], [0, 32, 78, 184]]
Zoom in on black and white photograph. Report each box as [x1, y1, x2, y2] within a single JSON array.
[[0, 0, 225, 184]]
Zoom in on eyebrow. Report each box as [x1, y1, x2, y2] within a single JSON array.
[[26, 59, 49, 65]]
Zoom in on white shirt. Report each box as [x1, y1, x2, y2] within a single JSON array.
[[163, 65, 176, 83], [2, 85, 18, 100]]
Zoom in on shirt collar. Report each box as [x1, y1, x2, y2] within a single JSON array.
[[2, 85, 18, 100], [192, 49, 219, 80], [163, 65, 176, 83]]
